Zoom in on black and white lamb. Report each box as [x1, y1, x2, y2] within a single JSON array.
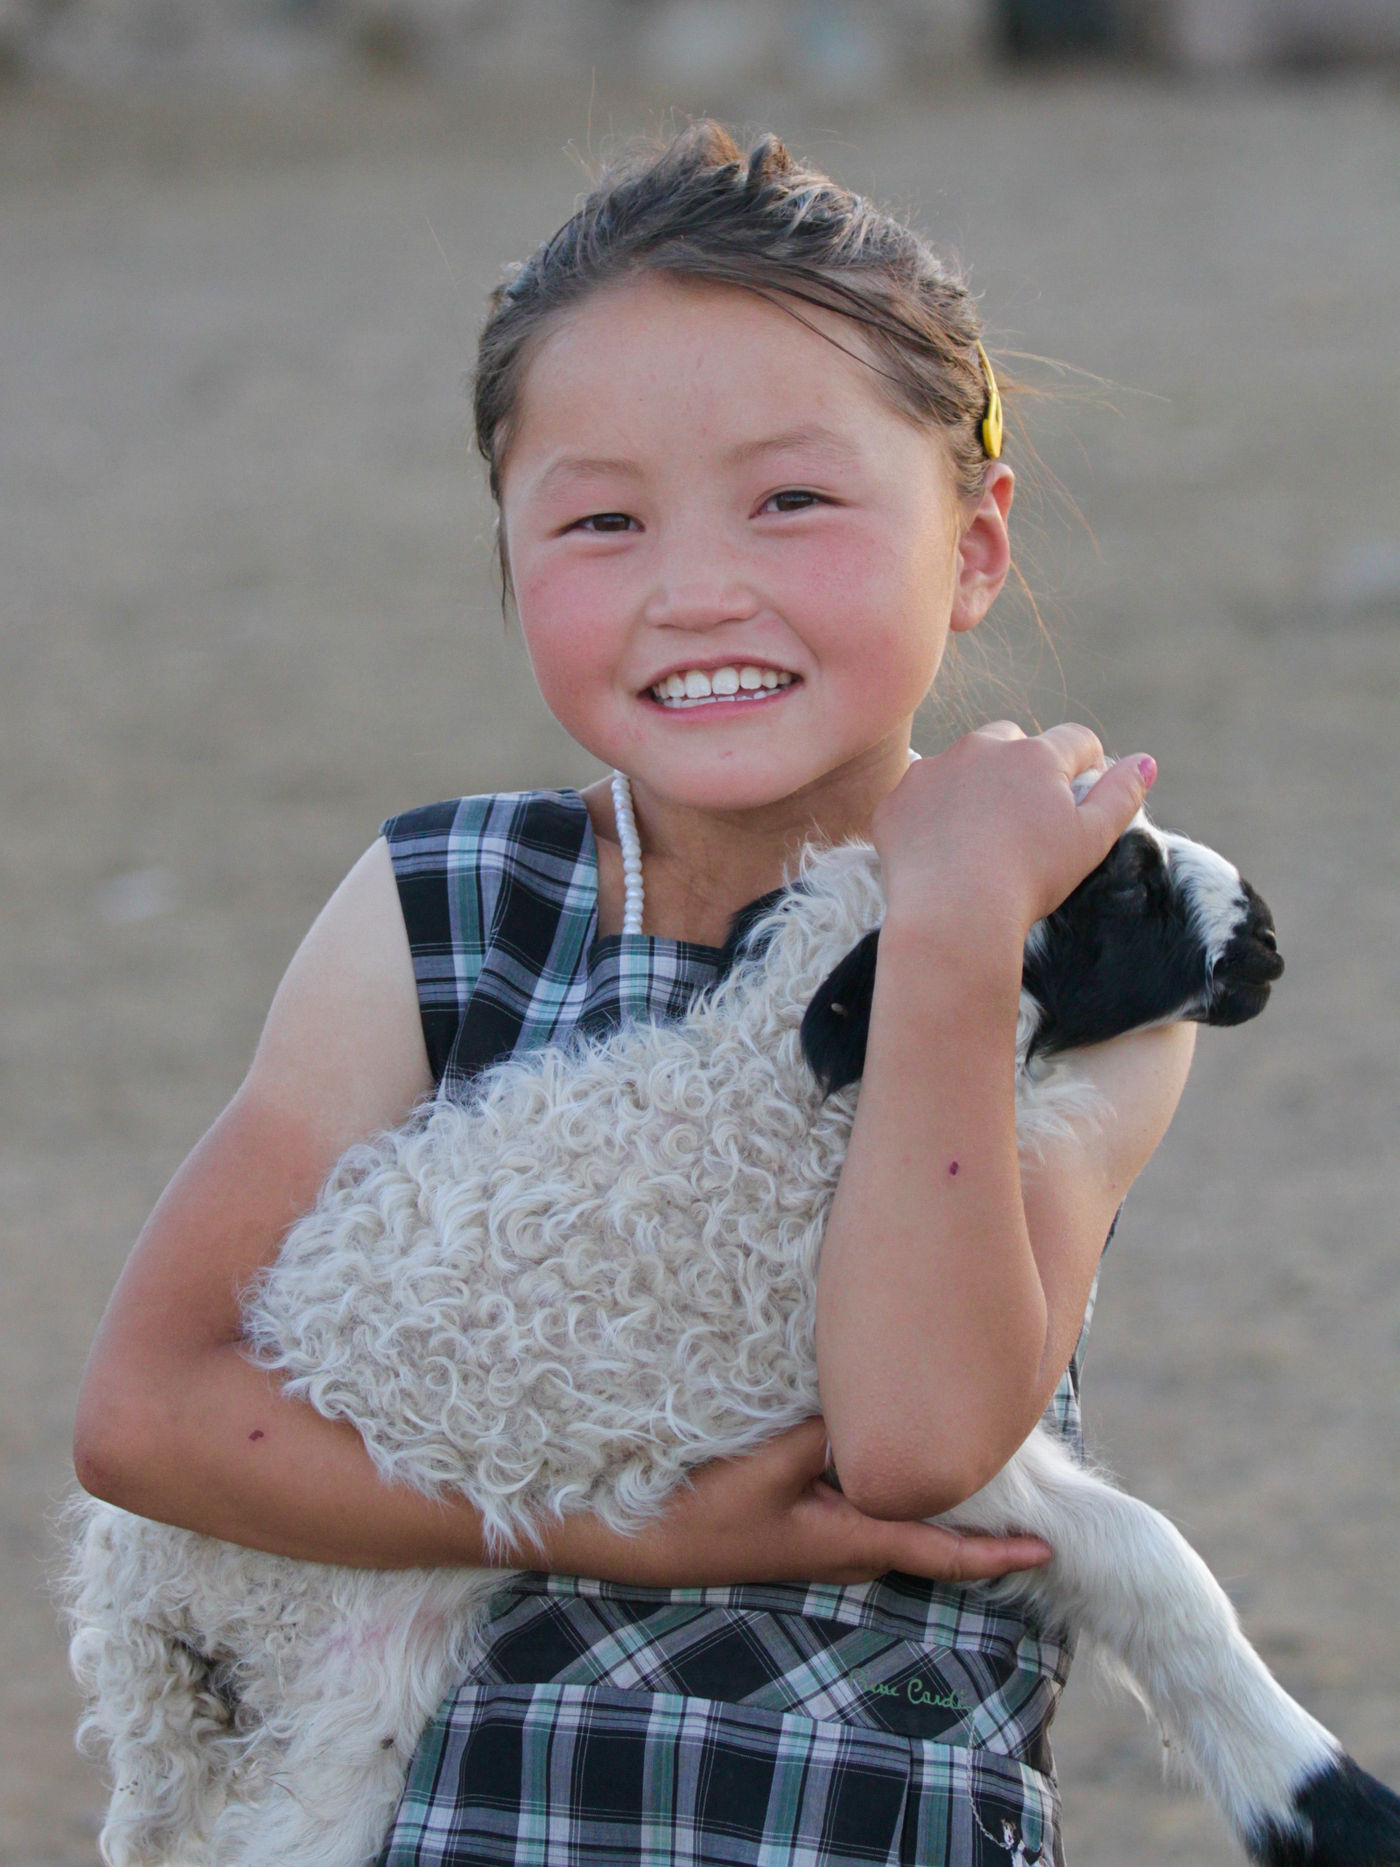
[[67, 802, 1400, 1867]]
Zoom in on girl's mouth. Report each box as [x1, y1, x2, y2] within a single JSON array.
[[647, 665, 798, 709]]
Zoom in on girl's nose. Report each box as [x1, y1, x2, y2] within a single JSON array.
[[641, 540, 760, 633]]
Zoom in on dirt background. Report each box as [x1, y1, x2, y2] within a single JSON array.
[[2, 64, 1398, 1867]]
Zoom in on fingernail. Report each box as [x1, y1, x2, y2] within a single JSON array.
[[1136, 755, 1157, 789]]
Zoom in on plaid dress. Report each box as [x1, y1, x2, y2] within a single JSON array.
[[376, 789, 1099, 1867]]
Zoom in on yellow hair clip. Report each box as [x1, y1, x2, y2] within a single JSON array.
[[976, 341, 1003, 460]]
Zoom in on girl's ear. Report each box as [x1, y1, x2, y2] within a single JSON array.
[[949, 462, 1014, 635]]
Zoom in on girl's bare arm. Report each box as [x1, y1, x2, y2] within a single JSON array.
[[817, 727, 1194, 1520], [73, 838, 446, 1563], [74, 839, 1048, 1585]]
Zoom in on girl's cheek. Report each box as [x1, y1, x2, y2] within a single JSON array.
[[797, 539, 949, 671], [517, 579, 629, 740], [797, 517, 941, 612], [517, 562, 599, 662], [526, 618, 611, 707]]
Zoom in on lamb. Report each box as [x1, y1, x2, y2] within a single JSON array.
[[66, 803, 1400, 1867]]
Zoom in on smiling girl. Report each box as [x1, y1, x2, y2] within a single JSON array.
[[75, 123, 1191, 1866]]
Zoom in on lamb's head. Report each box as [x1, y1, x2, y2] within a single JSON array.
[[794, 809, 1282, 1097], [1019, 809, 1281, 1063]]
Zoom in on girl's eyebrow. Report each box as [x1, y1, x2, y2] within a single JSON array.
[[725, 425, 862, 466], [533, 455, 644, 494]]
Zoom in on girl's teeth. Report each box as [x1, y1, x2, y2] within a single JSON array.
[[651, 666, 795, 706]]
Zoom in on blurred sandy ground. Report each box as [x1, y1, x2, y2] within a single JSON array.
[[2, 50, 1399, 1867]]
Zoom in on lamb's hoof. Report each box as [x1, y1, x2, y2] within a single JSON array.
[[1251, 1756, 1400, 1865], [1203, 879, 1284, 1028]]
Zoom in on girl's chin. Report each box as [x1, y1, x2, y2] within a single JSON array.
[[624, 752, 806, 812], [626, 752, 875, 821]]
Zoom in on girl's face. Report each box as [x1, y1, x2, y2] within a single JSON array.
[[499, 275, 1010, 820]]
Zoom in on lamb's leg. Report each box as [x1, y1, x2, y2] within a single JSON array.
[[77, 1628, 227, 1867], [944, 1431, 1400, 1865], [207, 1567, 504, 1867], [65, 1502, 235, 1867]]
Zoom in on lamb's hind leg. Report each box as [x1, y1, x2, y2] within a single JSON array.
[[207, 1568, 503, 1867], [943, 1431, 1400, 1865], [65, 1502, 235, 1867], [76, 1627, 230, 1867]]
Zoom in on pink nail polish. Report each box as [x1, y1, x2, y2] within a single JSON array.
[[1137, 755, 1157, 789]]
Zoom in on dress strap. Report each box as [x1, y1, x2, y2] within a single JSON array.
[[381, 790, 598, 1094]]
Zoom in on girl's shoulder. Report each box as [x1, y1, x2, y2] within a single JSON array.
[[380, 787, 596, 911], [243, 836, 435, 1150], [379, 786, 598, 961], [381, 786, 591, 841]]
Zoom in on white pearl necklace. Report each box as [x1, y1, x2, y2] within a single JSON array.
[[609, 752, 919, 940], [609, 770, 646, 935]]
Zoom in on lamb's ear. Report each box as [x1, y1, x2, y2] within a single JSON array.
[[800, 930, 880, 1096]]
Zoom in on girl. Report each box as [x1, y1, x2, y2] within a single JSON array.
[[74, 124, 1193, 1865]]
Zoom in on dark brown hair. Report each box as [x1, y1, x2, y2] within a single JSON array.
[[473, 121, 999, 512]]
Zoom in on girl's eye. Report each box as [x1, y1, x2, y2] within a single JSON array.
[[572, 512, 636, 535], [764, 490, 824, 515]]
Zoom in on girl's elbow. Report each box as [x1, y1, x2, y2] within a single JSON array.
[[832, 1434, 996, 1523], [72, 1379, 166, 1510], [832, 1398, 1044, 1522], [839, 1469, 972, 1523], [72, 1430, 129, 1507]]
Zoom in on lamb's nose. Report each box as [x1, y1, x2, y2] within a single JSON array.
[[1205, 881, 1284, 1027], [1239, 883, 1284, 981]]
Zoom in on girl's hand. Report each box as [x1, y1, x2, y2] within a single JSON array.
[[873, 722, 1156, 944], [535, 1418, 1051, 1588]]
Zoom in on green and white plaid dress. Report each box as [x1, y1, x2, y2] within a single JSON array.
[[376, 789, 1100, 1867]]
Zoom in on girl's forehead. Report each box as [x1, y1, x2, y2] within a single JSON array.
[[510, 275, 914, 460]]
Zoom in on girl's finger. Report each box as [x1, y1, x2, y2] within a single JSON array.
[[975, 719, 1025, 743], [882, 1522, 1053, 1584], [1035, 720, 1107, 779], [1072, 754, 1157, 850]]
